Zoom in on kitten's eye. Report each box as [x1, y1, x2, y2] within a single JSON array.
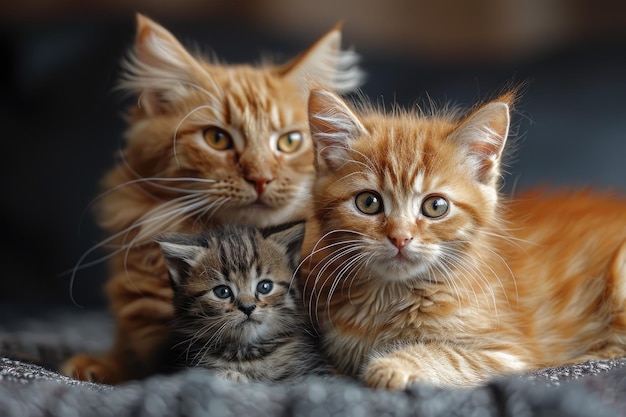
[[355, 191, 383, 215], [213, 285, 232, 299], [277, 131, 303, 153], [256, 280, 273, 295], [421, 195, 449, 218], [204, 127, 233, 150]]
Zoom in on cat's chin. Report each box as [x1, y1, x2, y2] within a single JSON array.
[[214, 204, 303, 228], [235, 319, 273, 343], [371, 258, 431, 284]]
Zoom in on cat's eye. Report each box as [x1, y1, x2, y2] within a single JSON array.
[[204, 127, 233, 150], [277, 131, 303, 153], [421, 195, 449, 219], [256, 280, 274, 295], [355, 191, 383, 215], [213, 285, 232, 299]]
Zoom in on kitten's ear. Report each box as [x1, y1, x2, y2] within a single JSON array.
[[264, 222, 306, 270], [156, 233, 207, 286], [308, 89, 367, 172], [279, 23, 364, 94], [452, 95, 512, 183], [120, 14, 206, 116]]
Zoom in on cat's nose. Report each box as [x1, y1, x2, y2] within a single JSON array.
[[389, 233, 413, 250], [238, 303, 257, 316], [245, 177, 273, 196]]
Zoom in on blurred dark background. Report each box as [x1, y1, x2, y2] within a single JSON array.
[[2, 0, 625, 310]]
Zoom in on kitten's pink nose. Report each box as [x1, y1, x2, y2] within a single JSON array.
[[389, 233, 413, 250], [245, 177, 273, 196]]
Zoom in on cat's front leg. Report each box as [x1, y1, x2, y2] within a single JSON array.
[[363, 342, 527, 389]]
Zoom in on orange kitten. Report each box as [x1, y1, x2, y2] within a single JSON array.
[[62, 14, 362, 383], [300, 88, 626, 389]]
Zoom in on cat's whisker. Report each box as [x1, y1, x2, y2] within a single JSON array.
[[67, 193, 207, 301], [201, 196, 230, 219], [113, 152, 217, 199], [304, 246, 357, 325], [440, 248, 501, 321], [451, 240, 517, 308], [119, 195, 212, 282], [190, 321, 231, 365], [298, 229, 369, 271], [189, 319, 226, 351], [100, 176, 216, 199], [332, 251, 370, 314], [297, 232, 368, 296], [341, 252, 371, 302], [311, 244, 363, 326], [480, 229, 539, 249], [428, 262, 465, 311], [326, 249, 368, 299], [444, 254, 491, 315], [126, 194, 209, 244]]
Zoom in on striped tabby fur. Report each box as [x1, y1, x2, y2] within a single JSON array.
[[158, 223, 326, 383]]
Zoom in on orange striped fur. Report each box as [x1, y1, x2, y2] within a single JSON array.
[[61, 15, 362, 383], [300, 89, 626, 389]]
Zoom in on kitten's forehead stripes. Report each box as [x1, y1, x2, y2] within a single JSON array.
[[212, 226, 262, 276]]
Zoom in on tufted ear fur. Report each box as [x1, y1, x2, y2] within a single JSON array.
[[278, 22, 364, 94], [120, 15, 363, 117], [156, 233, 207, 286], [452, 95, 512, 183], [308, 89, 367, 173], [119, 14, 210, 116]]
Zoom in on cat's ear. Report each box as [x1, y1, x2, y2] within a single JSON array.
[[120, 14, 206, 116], [308, 89, 367, 172], [452, 95, 512, 183], [279, 23, 364, 94], [156, 233, 207, 286], [264, 222, 306, 270]]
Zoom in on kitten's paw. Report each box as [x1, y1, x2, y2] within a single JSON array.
[[218, 370, 250, 383], [60, 354, 123, 384], [363, 357, 419, 390]]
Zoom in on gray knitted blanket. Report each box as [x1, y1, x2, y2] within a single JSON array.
[[2, 307, 626, 417]]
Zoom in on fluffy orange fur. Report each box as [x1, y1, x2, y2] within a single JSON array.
[[61, 14, 362, 383], [300, 88, 626, 389]]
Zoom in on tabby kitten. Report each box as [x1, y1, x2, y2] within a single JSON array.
[[158, 223, 326, 382], [62, 14, 362, 383], [300, 88, 626, 389]]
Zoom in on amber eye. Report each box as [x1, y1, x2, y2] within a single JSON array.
[[204, 127, 233, 150], [277, 131, 303, 153], [355, 191, 383, 215], [421, 195, 449, 219]]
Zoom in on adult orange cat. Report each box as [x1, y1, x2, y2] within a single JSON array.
[[61, 15, 362, 383], [300, 88, 626, 389]]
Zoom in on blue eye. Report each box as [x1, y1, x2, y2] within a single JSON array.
[[256, 280, 273, 295], [213, 285, 232, 299]]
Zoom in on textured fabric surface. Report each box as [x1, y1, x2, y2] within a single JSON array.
[[1, 307, 626, 417]]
